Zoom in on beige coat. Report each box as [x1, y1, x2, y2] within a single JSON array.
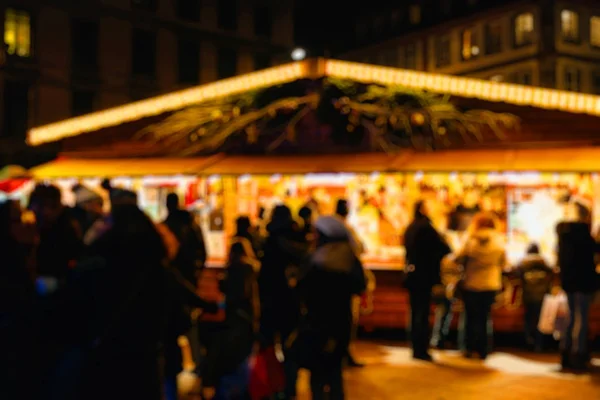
[[455, 229, 505, 292]]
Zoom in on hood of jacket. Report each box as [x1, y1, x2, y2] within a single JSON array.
[[312, 241, 357, 274]]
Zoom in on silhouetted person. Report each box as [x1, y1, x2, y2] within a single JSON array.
[[163, 192, 208, 378], [234, 215, 262, 260], [70, 184, 104, 239], [515, 243, 554, 352], [403, 200, 451, 361], [259, 204, 308, 398], [335, 198, 365, 367], [557, 202, 599, 370], [298, 216, 366, 400], [0, 200, 37, 400]]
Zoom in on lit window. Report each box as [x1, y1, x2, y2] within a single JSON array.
[[561, 10, 579, 42], [409, 5, 421, 25], [436, 36, 451, 68], [591, 17, 600, 47], [461, 28, 479, 60], [564, 67, 581, 91], [514, 13, 534, 46], [4, 8, 31, 57]]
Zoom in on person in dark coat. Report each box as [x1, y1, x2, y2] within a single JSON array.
[[298, 206, 315, 244], [163, 193, 208, 378], [298, 216, 366, 400], [204, 238, 260, 399], [258, 204, 309, 399], [403, 200, 451, 361], [514, 243, 554, 352], [27, 184, 83, 394], [556, 202, 599, 370], [0, 200, 37, 400], [54, 202, 169, 400], [234, 215, 263, 260]]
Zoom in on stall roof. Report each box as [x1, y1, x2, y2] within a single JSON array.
[[27, 59, 600, 147], [29, 146, 600, 178], [30, 156, 223, 179]]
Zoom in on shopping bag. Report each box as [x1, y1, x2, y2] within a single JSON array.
[[538, 293, 559, 334], [248, 347, 286, 400], [553, 293, 570, 340]]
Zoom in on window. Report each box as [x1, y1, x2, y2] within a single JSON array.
[[514, 12, 534, 46], [405, 43, 417, 69], [177, 0, 200, 22], [253, 53, 271, 70], [71, 19, 99, 71], [561, 10, 579, 42], [218, 0, 237, 31], [132, 30, 156, 77], [409, 5, 421, 25], [254, 6, 272, 37], [178, 37, 200, 84], [4, 8, 32, 57], [592, 71, 600, 93], [590, 17, 600, 47], [131, 0, 157, 11], [71, 90, 95, 116], [217, 47, 237, 79], [461, 28, 480, 60], [564, 67, 581, 91], [436, 36, 451, 68], [485, 21, 503, 54], [2, 81, 29, 138]]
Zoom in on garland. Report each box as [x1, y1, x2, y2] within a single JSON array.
[[137, 78, 519, 155]]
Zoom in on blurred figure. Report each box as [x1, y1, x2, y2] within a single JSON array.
[[28, 184, 82, 394], [335, 198, 365, 367], [55, 201, 169, 400], [259, 204, 309, 399], [28, 183, 82, 281], [404, 200, 451, 361], [204, 239, 260, 399], [454, 213, 505, 360], [430, 256, 456, 350], [298, 216, 366, 400], [163, 193, 208, 378], [514, 243, 554, 352], [556, 202, 599, 370], [298, 206, 315, 244], [0, 200, 37, 400], [235, 215, 263, 261], [164, 193, 207, 284], [70, 184, 104, 238]]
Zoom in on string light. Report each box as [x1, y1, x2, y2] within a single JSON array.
[[27, 62, 308, 146], [27, 58, 600, 146]]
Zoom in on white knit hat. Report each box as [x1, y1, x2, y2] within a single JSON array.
[[73, 184, 102, 206], [314, 216, 349, 240]]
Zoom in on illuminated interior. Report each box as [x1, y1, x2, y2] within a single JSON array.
[[18, 171, 598, 268], [4, 8, 31, 57], [27, 59, 600, 146]]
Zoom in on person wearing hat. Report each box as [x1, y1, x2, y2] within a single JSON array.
[[297, 215, 366, 400], [71, 184, 105, 239]]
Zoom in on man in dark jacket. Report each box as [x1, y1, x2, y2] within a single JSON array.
[[298, 216, 366, 400], [403, 200, 451, 361], [515, 243, 554, 352], [556, 203, 599, 370], [163, 193, 208, 376]]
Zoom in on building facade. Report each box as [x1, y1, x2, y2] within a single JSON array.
[[0, 0, 294, 164], [341, 0, 600, 94]]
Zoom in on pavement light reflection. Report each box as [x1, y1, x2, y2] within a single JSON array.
[[379, 346, 596, 381]]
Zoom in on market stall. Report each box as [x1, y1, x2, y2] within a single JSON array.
[[24, 58, 600, 335]]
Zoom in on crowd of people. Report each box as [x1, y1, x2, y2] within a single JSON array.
[[1, 181, 368, 400], [404, 198, 598, 371]]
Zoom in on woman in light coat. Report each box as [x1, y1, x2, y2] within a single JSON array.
[[454, 213, 505, 360]]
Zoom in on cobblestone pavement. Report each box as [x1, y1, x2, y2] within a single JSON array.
[[180, 341, 600, 399]]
